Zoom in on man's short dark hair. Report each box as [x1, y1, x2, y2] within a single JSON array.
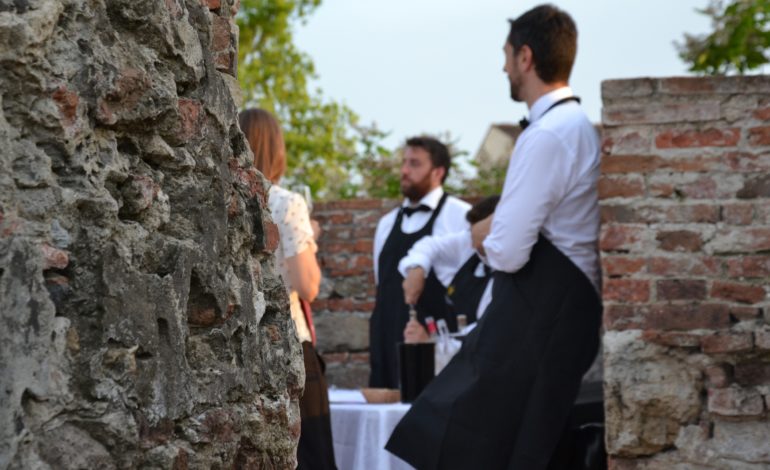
[[466, 195, 500, 224], [405, 136, 451, 183], [507, 4, 577, 84]]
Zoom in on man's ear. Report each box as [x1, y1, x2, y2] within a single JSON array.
[[518, 44, 534, 71], [432, 166, 446, 184]]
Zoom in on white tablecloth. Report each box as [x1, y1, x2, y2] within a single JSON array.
[[329, 393, 414, 470]]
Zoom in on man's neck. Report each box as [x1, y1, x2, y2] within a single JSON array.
[[524, 80, 568, 109], [406, 185, 442, 205]]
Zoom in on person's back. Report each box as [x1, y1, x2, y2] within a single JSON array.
[[511, 95, 601, 289]]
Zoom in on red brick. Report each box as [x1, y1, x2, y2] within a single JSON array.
[[641, 330, 702, 348], [656, 128, 740, 148], [701, 332, 754, 354], [172, 449, 188, 470], [600, 205, 637, 224], [614, 305, 735, 332], [177, 98, 203, 141], [734, 362, 770, 387], [753, 107, 770, 121], [263, 219, 279, 253], [315, 212, 353, 225], [736, 173, 770, 199], [41, 244, 69, 270], [711, 281, 766, 304], [658, 154, 722, 172], [656, 279, 707, 301], [598, 175, 645, 199], [647, 180, 674, 198], [678, 176, 719, 199], [604, 278, 650, 303], [726, 256, 770, 278], [349, 352, 370, 364], [603, 102, 720, 126], [729, 306, 762, 321], [658, 77, 717, 94], [704, 364, 732, 388], [211, 14, 232, 52], [201, 0, 221, 9], [726, 151, 770, 172], [647, 303, 731, 331], [600, 225, 646, 252], [317, 199, 396, 211], [721, 203, 755, 225], [603, 203, 720, 224], [647, 256, 721, 277], [708, 386, 764, 416], [656, 230, 702, 252], [600, 155, 659, 173], [52, 85, 79, 126], [601, 256, 646, 276], [601, 130, 653, 156], [748, 126, 770, 146]]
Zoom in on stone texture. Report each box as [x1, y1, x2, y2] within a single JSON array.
[[603, 331, 702, 456], [601, 75, 770, 467], [0, 0, 303, 468]]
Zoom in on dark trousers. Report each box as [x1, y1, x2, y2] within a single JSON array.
[[297, 342, 337, 470]]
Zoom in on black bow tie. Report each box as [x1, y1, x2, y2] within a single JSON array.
[[402, 204, 432, 217], [519, 117, 530, 130]]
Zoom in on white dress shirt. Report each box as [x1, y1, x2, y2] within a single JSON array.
[[483, 87, 601, 291], [397, 229, 494, 323], [373, 186, 471, 284]]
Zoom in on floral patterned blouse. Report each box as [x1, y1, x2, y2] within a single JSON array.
[[268, 184, 317, 343]]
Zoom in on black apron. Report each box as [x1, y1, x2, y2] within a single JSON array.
[[445, 253, 491, 324], [369, 193, 454, 388], [386, 236, 602, 469]]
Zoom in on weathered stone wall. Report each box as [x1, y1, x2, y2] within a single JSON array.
[[0, 0, 303, 468], [600, 76, 770, 468]]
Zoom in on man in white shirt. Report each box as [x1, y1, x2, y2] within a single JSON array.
[[387, 6, 602, 469], [369, 136, 470, 388]]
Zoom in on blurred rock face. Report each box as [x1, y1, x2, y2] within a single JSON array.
[[0, 0, 303, 468]]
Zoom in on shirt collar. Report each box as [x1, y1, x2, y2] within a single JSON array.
[[528, 86, 574, 124], [402, 186, 444, 210]]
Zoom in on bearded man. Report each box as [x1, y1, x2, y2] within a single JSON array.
[[369, 136, 470, 388]]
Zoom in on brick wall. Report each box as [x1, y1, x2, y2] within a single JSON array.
[[601, 76, 770, 468], [312, 199, 398, 387]]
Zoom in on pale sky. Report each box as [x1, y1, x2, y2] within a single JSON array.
[[295, 0, 713, 156]]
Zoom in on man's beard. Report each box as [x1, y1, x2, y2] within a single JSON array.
[[509, 76, 523, 102], [401, 174, 433, 202]]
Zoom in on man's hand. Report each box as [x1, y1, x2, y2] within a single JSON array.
[[471, 214, 493, 256], [403, 318, 430, 343], [402, 266, 426, 305]]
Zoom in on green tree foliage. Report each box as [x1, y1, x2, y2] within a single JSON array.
[[236, 1, 489, 200], [237, 0, 368, 199], [677, 0, 770, 75]]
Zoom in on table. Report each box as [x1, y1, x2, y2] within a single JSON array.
[[329, 391, 414, 470]]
